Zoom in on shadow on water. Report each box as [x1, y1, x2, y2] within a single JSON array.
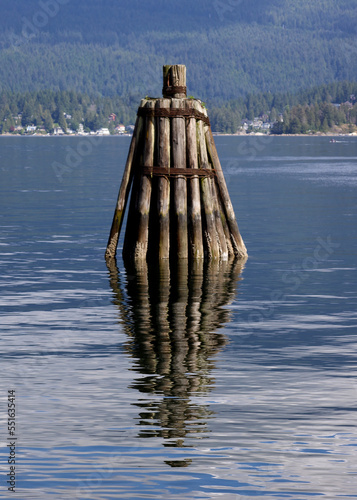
[[106, 257, 246, 466]]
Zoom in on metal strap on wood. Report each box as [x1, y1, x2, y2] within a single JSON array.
[[137, 106, 210, 126], [142, 166, 216, 179], [162, 85, 187, 96]]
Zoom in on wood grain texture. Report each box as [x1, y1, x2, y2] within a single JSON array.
[[205, 126, 248, 258], [171, 97, 188, 259], [105, 114, 143, 260], [186, 99, 204, 259]]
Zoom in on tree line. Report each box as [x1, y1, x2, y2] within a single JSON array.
[[0, 90, 136, 134], [209, 81, 357, 133], [0, 80, 356, 135]]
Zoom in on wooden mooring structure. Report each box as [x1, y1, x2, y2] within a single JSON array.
[[105, 64, 247, 263]]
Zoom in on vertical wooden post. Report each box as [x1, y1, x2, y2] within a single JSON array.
[[216, 191, 235, 257], [202, 116, 229, 261], [123, 98, 148, 261], [127, 99, 156, 261], [163, 65, 187, 98], [156, 98, 171, 259], [186, 99, 204, 259], [205, 127, 248, 258], [171, 97, 188, 259], [196, 101, 220, 259], [105, 114, 143, 260]]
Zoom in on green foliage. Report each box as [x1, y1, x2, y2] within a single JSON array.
[[209, 81, 357, 132], [0, 89, 136, 134], [0, 0, 356, 101], [271, 99, 357, 135], [0, 81, 356, 135]]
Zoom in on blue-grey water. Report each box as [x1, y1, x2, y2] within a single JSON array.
[[0, 135, 356, 499]]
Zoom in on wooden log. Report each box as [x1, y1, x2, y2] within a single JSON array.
[[201, 105, 229, 261], [163, 65, 186, 98], [216, 192, 235, 258], [156, 98, 171, 260], [211, 187, 229, 260], [186, 100, 204, 259], [205, 126, 248, 258], [171, 98, 188, 259], [123, 99, 148, 261], [105, 114, 143, 260], [128, 99, 156, 261], [196, 103, 220, 259]]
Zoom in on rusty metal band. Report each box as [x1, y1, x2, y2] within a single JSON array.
[[141, 166, 216, 179], [137, 106, 210, 126], [162, 85, 187, 96]]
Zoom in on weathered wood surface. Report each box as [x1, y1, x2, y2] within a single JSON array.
[[105, 114, 143, 260], [163, 64, 186, 98], [205, 126, 248, 258], [196, 102, 220, 259], [156, 98, 171, 260], [108, 64, 247, 263], [201, 107, 229, 261], [171, 97, 188, 259], [186, 99, 204, 259], [216, 189, 234, 257], [123, 98, 148, 260], [123, 99, 156, 261], [135, 99, 155, 260]]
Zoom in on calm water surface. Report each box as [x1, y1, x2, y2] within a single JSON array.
[[0, 136, 356, 499]]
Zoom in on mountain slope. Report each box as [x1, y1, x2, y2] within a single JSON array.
[[0, 0, 356, 100]]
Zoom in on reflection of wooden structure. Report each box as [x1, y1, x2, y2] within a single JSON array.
[[107, 257, 246, 450], [106, 64, 247, 263]]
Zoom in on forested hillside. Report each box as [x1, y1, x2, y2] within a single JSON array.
[[209, 81, 357, 132], [1, 81, 356, 135], [0, 0, 356, 101]]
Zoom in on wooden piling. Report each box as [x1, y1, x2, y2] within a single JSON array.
[[105, 114, 143, 260], [196, 101, 220, 259], [205, 126, 247, 258], [171, 97, 188, 259], [122, 98, 147, 261], [163, 64, 187, 99], [201, 106, 229, 260], [186, 99, 204, 259], [156, 98, 171, 260], [134, 99, 155, 260], [107, 64, 247, 263]]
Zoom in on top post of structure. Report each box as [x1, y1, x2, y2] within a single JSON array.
[[163, 65, 187, 98]]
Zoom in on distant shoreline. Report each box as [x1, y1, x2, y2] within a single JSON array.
[[0, 133, 133, 138], [1, 132, 356, 138], [212, 132, 357, 137]]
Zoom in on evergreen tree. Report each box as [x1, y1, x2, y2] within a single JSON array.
[[321, 117, 329, 132], [22, 101, 34, 126], [43, 110, 54, 133], [289, 117, 302, 134]]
